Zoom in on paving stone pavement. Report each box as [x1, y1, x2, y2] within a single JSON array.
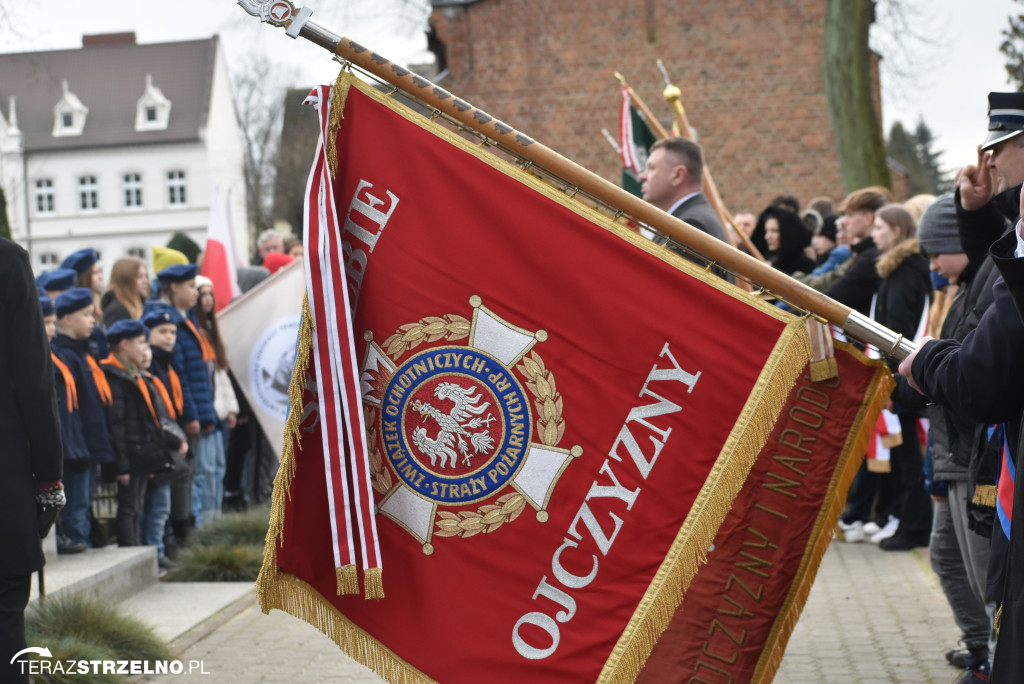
[[143, 539, 969, 683]]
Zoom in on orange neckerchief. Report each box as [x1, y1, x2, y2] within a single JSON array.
[[150, 374, 176, 421], [51, 352, 78, 412], [101, 354, 159, 428], [86, 354, 113, 406], [167, 367, 184, 416], [184, 319, 215, 363]]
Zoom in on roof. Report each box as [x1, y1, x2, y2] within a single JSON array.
[[0, 35, 219, 152]]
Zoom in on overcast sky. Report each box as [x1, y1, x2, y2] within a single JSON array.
[[0, 0, 1020, 183]]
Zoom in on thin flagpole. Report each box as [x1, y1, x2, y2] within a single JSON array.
[[236, 0, 914, 362]]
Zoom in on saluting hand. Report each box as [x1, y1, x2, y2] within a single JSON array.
[[956, 146, 993, 211]]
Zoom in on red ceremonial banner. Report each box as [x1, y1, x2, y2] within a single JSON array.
[[637, 343, 892, 684], [258, 74, 838, 683]]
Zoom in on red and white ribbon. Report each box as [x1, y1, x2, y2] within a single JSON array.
[[302, 86, 382, 593]]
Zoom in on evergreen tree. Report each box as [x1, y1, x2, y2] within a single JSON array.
[[914, 119, 950, 194], [0, 187, 10, 241], [886, 121, 930, 196], [1002, 0, 1024, 89]]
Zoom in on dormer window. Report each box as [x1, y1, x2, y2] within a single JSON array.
[[52, 80, 88, 137], [135, 74, 171, 132]]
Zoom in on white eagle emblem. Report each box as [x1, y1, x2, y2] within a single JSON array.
[[410, 382, 497, 468]]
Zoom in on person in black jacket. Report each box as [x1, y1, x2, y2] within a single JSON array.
[[900, 211, 1024, 684], [0, 238, 64, 683], [822, 187, 890, 316], [749, 206, 815, 276], [101, 320, 172, 547]]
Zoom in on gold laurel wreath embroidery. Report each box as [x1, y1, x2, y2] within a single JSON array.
[[364, 313, 565, 539]]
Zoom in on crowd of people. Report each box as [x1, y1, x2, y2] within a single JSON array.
[[34, 227, 300, 571], [638, 91, 1024, 683]]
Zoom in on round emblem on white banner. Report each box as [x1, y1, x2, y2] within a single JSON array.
[[249, 315, 301, 421]]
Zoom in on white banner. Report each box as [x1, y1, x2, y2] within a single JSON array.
[[219, 260, 305, 457]]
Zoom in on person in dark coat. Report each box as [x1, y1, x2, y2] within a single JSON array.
[[749, 206, 815, 276], [639, 137, 733, 282], [141, 305, 187, 565], [0, 238, 64, 683], [145, 265, 216, 540], [50, 288, 115, 546], [822, 187, 889, 316], [101, 320, 172, 547], [893, 194, 1000, 674], [869, 204, 934, 551], [900, 215, 1024, 684]]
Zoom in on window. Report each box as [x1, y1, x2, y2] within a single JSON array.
[[34, 179, 55, 214], [79, 176, 98, 211], [167, 170, 187, 206], [127, 247, 146, 259], [61, 112, 73, 128], [135, 75, 171, 132], [39, 252, 59, 266], [52, 81, 88, 137], [123, 173, 143, 208]]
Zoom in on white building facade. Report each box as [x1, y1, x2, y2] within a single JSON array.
[[0, 33, 248, 275]]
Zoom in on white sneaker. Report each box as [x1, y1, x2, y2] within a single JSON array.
[[870, 516, 899, 544], [863, 521, 881, 536], [838, 520, 865, 543]]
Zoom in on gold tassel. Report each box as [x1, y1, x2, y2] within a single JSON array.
[[973, 485, 998, 508], [866, 458, 892, 473], [751, 343, 893, 683], [880, 432, 903, 449], [364, 567, 385, 599], [337, 564, 359, 595], [326, 74, 350, 180], [808, 356, 839, 382], [258, 293, 315, 612], [995, 603, 1003, 633]]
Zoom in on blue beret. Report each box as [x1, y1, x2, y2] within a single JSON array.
[[40, 297, 55, 317], [60, 248, 98, 274], [142, 305, 180, 329], [157, 264, 198, 283], [55, 288, 94, 318], [107, 319, 148, 346], [36, 268, 78, 293]]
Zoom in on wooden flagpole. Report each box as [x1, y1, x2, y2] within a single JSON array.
[[236, 0, 914, 362], [654, 61, 765, 261]]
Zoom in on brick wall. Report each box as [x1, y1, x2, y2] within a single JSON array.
[[432, 0, 861, 216]]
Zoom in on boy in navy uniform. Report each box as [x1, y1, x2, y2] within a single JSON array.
[[50, 288, 114, 546]]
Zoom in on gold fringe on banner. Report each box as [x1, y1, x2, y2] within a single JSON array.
[[325, 72, 349, 180], [973, 485, 998, 508], [752, 343, 894, 683], [364, 567, 385, 600], [881, 433, 903, 449], [257, 293, 314, 609], [337, 565, 359, 596], [260, 73, 822, 684], [598, 320, 813, 683]]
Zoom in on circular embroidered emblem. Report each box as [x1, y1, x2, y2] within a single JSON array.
[[249, 314, 301, 421], [381, 346, 532, 505]]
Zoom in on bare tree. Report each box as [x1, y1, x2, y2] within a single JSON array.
[[231, 54, 298, 258]]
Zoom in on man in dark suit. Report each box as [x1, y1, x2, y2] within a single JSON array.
[[0, 238, 64, 683], [639, 138, 732, 281]]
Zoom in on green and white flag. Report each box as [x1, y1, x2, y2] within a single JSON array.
[[619, 87, 658, 197]]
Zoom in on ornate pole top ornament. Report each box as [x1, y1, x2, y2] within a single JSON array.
[[237, 0, 313, 38]]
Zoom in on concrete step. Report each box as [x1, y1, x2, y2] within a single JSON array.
[[119, 582, 255, 647], [31, 546, 158, 605]]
